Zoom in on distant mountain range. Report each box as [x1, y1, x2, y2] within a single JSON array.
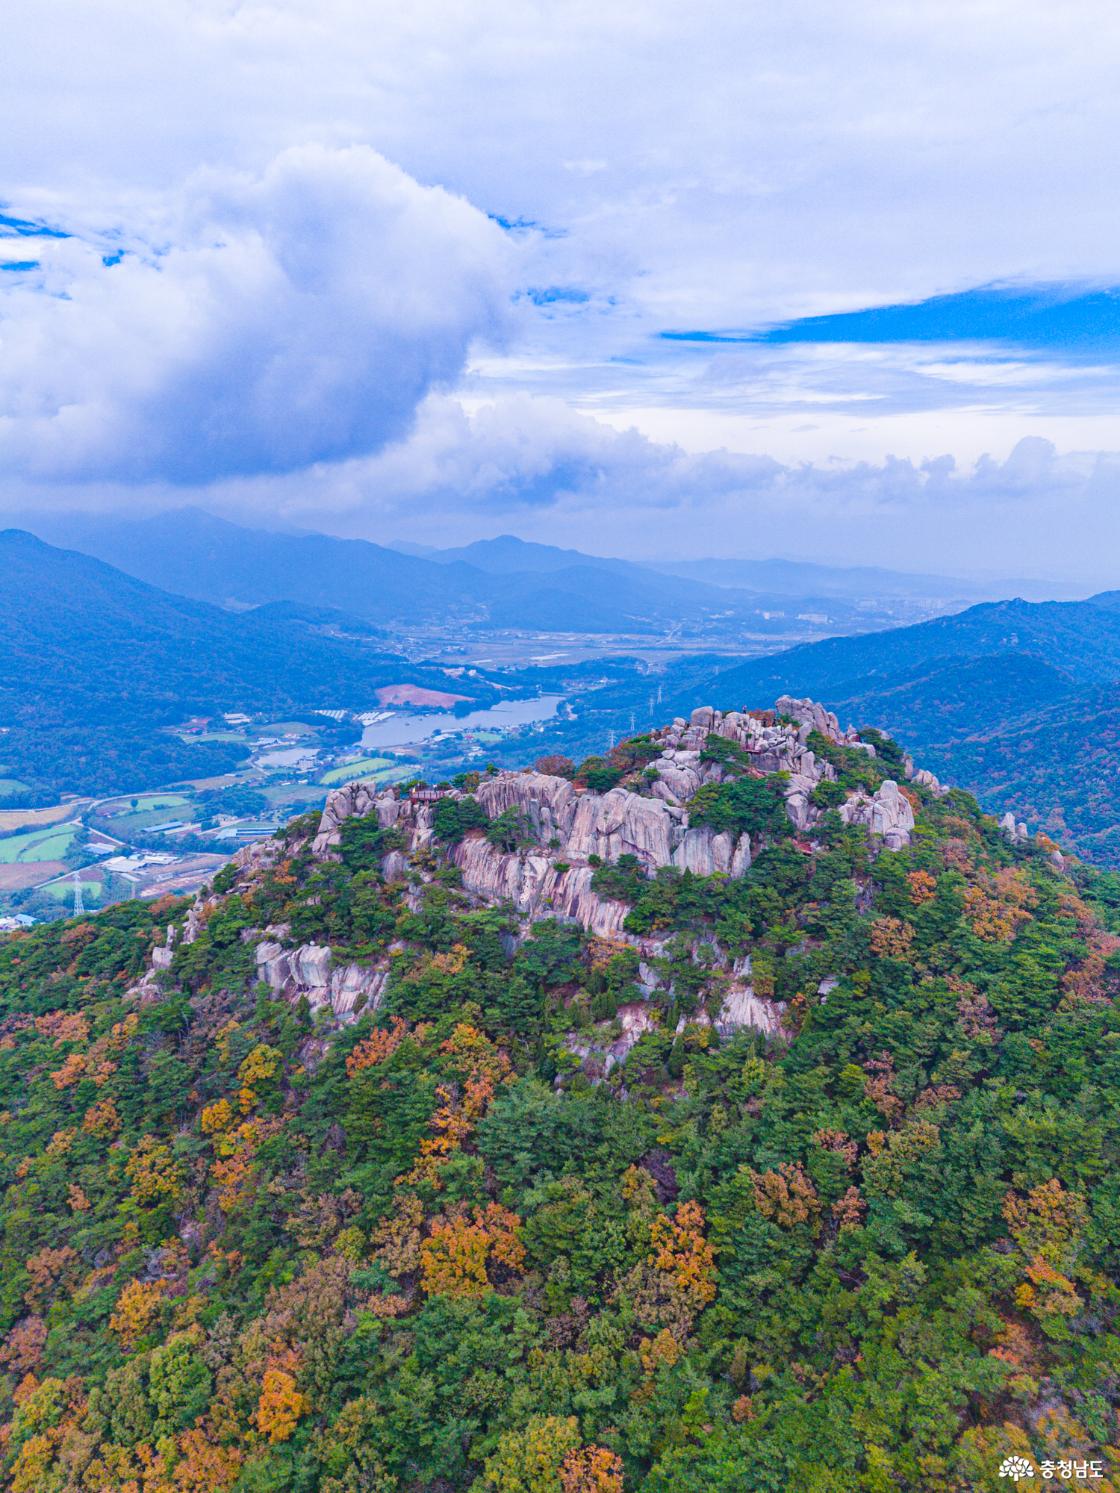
[[23, 510, 977, 637], [0, 530, 498, 800], [643, 554, 1084, 603]]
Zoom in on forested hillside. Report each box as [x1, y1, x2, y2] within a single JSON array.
[[0, 530, 497, 800], [1, 702, 1118, 1490]]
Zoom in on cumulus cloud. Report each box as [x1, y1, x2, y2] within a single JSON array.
[[339, 397, 1112, 520], [0, 146, 512, 482]]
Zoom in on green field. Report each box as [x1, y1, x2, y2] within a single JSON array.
[[0, 821, 81, 863], [100, 792, 192, 815], [262, 784, 329, 808], [98, 792, 194, 835], [0, 779, 30, 794], [318, 756, 402, 786]]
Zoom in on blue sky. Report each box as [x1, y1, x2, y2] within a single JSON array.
[[663, 285, 1120, 352], [1, 2, 1120, 579]]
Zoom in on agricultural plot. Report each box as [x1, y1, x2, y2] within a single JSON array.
[[0, 801, 85, 833], [318, 757, 417, 787], [97, 793, 195, 834], [0, 821, 81, 864]]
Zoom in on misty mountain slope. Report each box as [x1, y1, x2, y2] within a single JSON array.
[[698, 597, 1120, 700], [419, 532, 629, 574], [33, 508, 491, 625], [645, 554, 1082, 602], [33, 510, 905, 635], [0, 530, 493, 797]]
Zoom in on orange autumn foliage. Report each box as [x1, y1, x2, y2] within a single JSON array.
[[750, 1162, 821, 1230], [869, 916, 915, 959], [346, 1015, 409, 1075], [420, 1202, 525, 1299], [907, 869, 937, 905], [559, 1443, 625, 1492], [49, 1051, 87, 1089], [82, 1097, 120, 1136], [255, 1364, 309, 1443], [648, 1200, 716, 1307]]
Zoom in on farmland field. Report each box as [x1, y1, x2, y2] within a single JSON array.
[[0, 801, 86, 833], [0, 861, 67, 891], [0, 822, 81, 864], [318, 756, 403, 786]]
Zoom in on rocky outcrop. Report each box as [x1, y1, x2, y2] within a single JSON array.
[[910, 766, 949, 797], [775, 696, 858, 745], [840, 779, 915, 851], [999, 811, 1029, 844], [715, 984, 785, 1039], [565, 1003, 660, 1077], [451, 837, 631, 937], [254, 941, 388, 1020]]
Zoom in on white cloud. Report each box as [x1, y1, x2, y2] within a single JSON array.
[[123, 394, 1110, 581], [0, 145, 512, 481], [2, 0, 1120, 579]]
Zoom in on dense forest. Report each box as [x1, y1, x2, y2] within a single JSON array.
[[1, 711, 1119, 1490]]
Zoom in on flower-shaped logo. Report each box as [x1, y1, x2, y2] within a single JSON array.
[[998, 1457, 1034, 1482]]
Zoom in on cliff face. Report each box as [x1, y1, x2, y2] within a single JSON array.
[[130, 699, 923, 1054], [313, 699, 912, 920], [289, 699, 916, 1051]]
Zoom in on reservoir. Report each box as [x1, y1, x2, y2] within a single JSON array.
[[362, 694, 564, 750]]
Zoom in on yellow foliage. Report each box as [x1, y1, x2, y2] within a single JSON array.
[[109, 1278, 164, 1348], [125, 1136, 182, 1204], [214, 1020, 240, 1064], [639, 1327, 682, 1374], [649, 1199, 716, 1307], [482, 1414, 581, 1491], [254, 1365, 309, 1443], [200, 1098, 233, 1134], [420, 1203, 525, 1299], [45, 1127, 75, 1158], [1003, 1178, 1087, 1255], [431, 941, 470, 974]]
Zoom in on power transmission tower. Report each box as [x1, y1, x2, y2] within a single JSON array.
[[71, 872, 85, 916]]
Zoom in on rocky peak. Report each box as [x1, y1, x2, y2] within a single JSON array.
[[312, 699, 916, 940]]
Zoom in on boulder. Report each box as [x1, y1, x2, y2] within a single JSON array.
[[840, 780, 915, 850]]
